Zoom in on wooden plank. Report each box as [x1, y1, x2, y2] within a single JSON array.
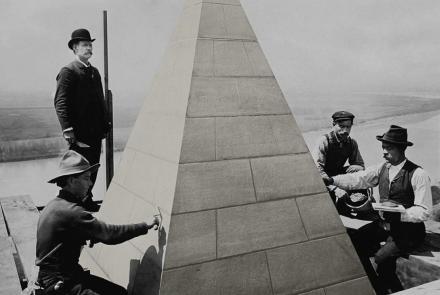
[[0, 238, 22, 294], [0, 195, 39, 283]]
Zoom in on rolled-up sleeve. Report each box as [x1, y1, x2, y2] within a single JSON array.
[[401, 168, 432, 222], [333, 163, 383, 190]]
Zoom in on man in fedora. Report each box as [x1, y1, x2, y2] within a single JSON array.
[[54, 28, 110, 211], [36, 150, 160, 295], [313, 111, 365, 203], [323, 125, 432, 294]]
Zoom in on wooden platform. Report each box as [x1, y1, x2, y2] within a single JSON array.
[[396, 220, 440, 289], [0, 195, 40, 294]]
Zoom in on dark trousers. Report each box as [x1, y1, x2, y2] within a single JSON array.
[[70, 139, 102, 189], [70, 139, 102, 212], [67, 274, 127, 295], [348, 220, 425, 295]]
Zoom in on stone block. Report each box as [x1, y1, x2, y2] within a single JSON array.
[[193, 39, 214, 76], [161, 252, 272, 295], [217, 198, 307, 257], [126, 111, 186, 163], [243, 41, 273, 76], [216, 115, 308, 160], [214, 40, 254, 76], [223, 4, 256, 40], [98, 182, 135, 224], [251, 154, 326, 202], [296, 193, 345, 239], [171, 2, 201, 43], [164, 210, 216, 269], [198, 3, 256, 40], [122, 152, 179, 216], [187, 77, 291, 117], [266, 234, 364, 294], [324, 277, 375, 295], [128, 197, 165, 259], [112, 147, 136, 186], [173, 159, 256, 213], [298, 290, 325, 295], [180, 118, 216, 163], [98, 242, 143, 287]]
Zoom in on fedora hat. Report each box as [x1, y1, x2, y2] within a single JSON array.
[[48, 150, 100, 183], [68, 28, 95, 49], [376, 125, 413, 146]]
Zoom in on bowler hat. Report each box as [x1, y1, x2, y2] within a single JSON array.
[[48, 150, 100, 183], [332, 111, 355, 122], [376, 125, 413, 146], [68, 28, 95, 49]]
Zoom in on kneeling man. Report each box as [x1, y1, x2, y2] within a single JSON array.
[[36, 150, 160, 295]]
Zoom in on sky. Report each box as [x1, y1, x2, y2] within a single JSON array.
[[1, 0, 440, 108]]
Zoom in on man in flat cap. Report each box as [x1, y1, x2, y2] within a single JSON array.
[[54, 28, 110, 211], [323, 125, 432, 294], [313, 111, 365, 202], [36, 150, 160, 295]]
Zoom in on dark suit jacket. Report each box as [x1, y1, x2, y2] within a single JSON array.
[[54, 60, 109, 144]]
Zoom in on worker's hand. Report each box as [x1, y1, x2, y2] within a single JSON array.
[[346, 165, 364, 173], [322, 176, 334, 186], [334, 188, 348, 202], [63, 130, 77, 146], [147, 215, 161, 230]]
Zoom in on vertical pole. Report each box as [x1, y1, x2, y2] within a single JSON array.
[[103, 10, 114, 189]]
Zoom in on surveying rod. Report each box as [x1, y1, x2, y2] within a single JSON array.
[[103, 10, 114, 189]]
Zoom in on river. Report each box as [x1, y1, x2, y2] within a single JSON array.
[[1, 110, 439, 207]]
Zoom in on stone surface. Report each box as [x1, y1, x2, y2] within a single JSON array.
[[83, 0, 372, 293], [161, 252, 272, 295], [324, 277, 375, 295], [0, 239, 22, 295], [173, 159, 256, 213], [164, 211, 216, 269], [187, 77, 291, 117], [216, 115, 308, 159], [251, 154, 326, 201], [217, 198, 307, 257], [295, 193, 345, 239], [180, 117, 216, 163], [266, 234, 365, 295]]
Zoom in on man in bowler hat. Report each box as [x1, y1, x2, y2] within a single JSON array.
[[54, 28, 110, 211], [36, 150, 160, 295], [313, 111, 365, 202], [323, 125, 432, 294]]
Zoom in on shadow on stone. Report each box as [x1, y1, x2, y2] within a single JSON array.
[[127, 227, 167, 295]]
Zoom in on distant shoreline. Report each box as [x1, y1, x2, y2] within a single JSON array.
[[2, 108, 439, 163]]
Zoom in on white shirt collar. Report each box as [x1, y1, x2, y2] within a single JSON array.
[[75, 56, 90, 67], [388, 159, 407, 181]]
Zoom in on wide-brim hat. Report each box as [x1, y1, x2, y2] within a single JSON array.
[[376, 125, 413, 146], [48, 150, 100, 183], [68, 28, 95, 49]]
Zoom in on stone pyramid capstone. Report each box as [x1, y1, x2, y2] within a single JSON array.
[[82, 0, 375, 294]]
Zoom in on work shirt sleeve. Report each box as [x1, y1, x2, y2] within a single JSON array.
[[75, 210, 149, 245], [333, 163, 383, 190], [54, 67, 75, 131], [348, 139, 365, 168], [401, 168, 432, 223], [313, 135, 329, 178]]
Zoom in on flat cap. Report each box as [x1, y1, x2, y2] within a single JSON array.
[[332, 111, 355, 122]]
